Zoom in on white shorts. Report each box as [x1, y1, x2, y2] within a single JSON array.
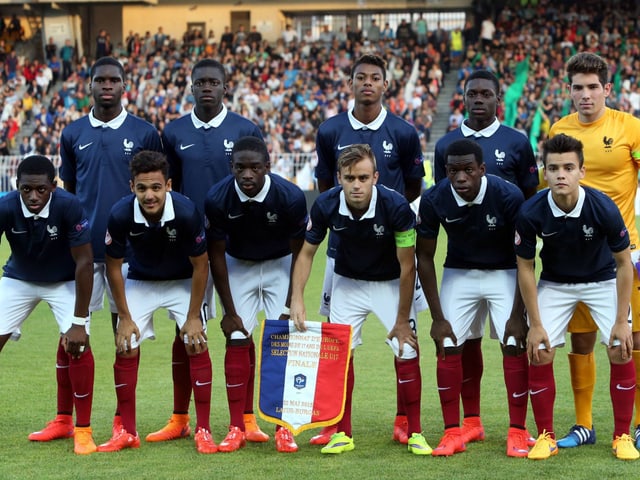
[[319, 256, 428, 317], [534, 278, 622, 349], [0, 277, 90, 340], [168, 271, 216, 322], [120, 278, 207, 350], [440, 268, 517, 348], [330, 273, 418, 360], [90, 262, 128, 313], [225, 254, 291, 339]]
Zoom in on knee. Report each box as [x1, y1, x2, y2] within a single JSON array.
[[570, 332, 597, 354]]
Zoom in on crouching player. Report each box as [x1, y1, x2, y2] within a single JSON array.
[[516, 134, 638, 461], [416, 139, 533, 457], [204, 136, 308, 453], [98, 151, 216, 454], [0, 155, 95, 454], [290, 144, 431, 455]]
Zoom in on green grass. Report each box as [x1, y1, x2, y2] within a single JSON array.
[[1, 237, 639, 479]]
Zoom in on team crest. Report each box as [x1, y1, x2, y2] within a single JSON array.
[[583, 224, 594, 240], [486, 214, 497, 230], [294, 374, 307, 390], [224, 139, 234, 155], [47, 224, 58, 240], [374, 224, 384, 237], [382, 140, 393, 157], [123, 139, 134, 155], [494, 149, 506, 166], [166, 227, 177, 241], [267, 212, 278, 223]]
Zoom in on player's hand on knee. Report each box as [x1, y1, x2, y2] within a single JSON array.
[[389, 320, 418, 358], [609, 322, 633, 360], [62, 325, 88, 358], [220, 312, 248, 338], [526, 325, 550, 364], [430, 318, 457, 359], [181, 317, 208, 353], [503, 316, 528, 350], [115, 316, 139, 354]]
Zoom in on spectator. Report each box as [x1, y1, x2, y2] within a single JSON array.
[[45, 37, 57, 62], [95, 29, 108, 59], [60, 39, 74, 80]]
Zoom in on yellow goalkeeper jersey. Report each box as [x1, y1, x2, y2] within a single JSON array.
[[549, 108, 640, 249]]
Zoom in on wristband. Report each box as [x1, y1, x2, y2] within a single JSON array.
[[71, 315, 89, 326], [282, 306, 290, 315]]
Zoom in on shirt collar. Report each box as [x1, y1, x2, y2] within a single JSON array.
[[191, 104, 228, 129], [450, 175, 487, 206], [347, 107, 387, 131], [20, 194, 51, 219], [460, 117, 500, 138], [133, 191, 175, 226], [547, 186, 585, 218], [338, 185, 378, 220], [234, 174, 271, 203], [88, 107, 127, 129]]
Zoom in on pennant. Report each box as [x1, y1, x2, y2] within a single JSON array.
[[257, 320, 352, 435]]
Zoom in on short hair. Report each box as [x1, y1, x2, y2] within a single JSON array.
[[130, 150, 169, 180], [444, 139, 484, 165], [192, 58, 226, 83], [542, 133, 584, 167], [17, 155, 56, 183], [351, 54, 387, 82], [90, 56, 125, 81], [337, 143, 377, 172], [465, 69, 500, 94], [566, 52, 609, 87], [231, 136, 269, 164]]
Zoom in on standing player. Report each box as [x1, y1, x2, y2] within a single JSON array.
[[60, 56, 162, 435], [150, 58, 265, 445], [0, 155, 95, 455], [60, 56, 162, 334], [432, 69, 539, 446], [290, 144, 431, 456], [416, 139, 531, 457], [312, 53, 426, 445], [204, 136, 308, 453], [547, 52, 640, 449], [434, 69, 539, 198], [97, 151, 216, 454], [516, 133, 638, 461]]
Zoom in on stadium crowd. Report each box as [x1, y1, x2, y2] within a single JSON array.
[[0, 0, 635, 181]]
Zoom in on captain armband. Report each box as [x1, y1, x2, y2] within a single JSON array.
[[394, 228, 416, 248]]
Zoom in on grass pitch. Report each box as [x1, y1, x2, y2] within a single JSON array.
[[1, 238, 639, 479]]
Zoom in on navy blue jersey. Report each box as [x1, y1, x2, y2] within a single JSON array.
[[515, 186, 629, 283], [162, 109, 263, 213], [106, 191, 207, 280], [315, 109, 425, 193], [60, 112, 162, 262], [204, 173, 308, 261], [434, 122, 538, 193], [316, 109, 424, 258], [417, 174, 524, 269], [306, 185, 415, 281], [0, 189, 91, 282]]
